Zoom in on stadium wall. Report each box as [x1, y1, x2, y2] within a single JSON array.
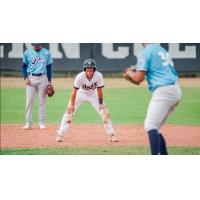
[[0, 43, 200, 73]]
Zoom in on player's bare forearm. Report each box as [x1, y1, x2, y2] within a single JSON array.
[[97, 87, 107, 112], [66, 88, 78, 114], [70, 88, 78, 107], [97, 88, 103, 104]]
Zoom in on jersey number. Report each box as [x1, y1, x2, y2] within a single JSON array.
[[158, 52, 174, 67]]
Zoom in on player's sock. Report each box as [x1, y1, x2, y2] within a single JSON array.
[[147, 129, 160, 155], [159, 133, 168, 155]]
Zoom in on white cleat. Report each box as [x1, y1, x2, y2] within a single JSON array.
[[23, 125, 31, 130], [56, 134, 63, 142], [39, 124, 46, 130], [108, 134, 119, 142]]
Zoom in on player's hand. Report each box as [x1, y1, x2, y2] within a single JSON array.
[[123, 66, 136, 78], [123, 66, 137, 83], [24, 78, 31, 86], [67, 104, 75, 114], [99, 104, 107, 114]]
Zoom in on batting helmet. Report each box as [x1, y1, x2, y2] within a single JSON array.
[[83, 59, 97, 71]]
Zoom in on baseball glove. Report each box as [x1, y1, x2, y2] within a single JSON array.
[[123, 66, 138, 84], [46, 84, 55, 97]]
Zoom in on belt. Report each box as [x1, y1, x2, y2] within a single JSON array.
[[28, 73, 46, 76], [167, 82, 175, 86]]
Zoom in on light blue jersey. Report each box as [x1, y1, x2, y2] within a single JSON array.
[[23, 48, 53, 74], [137, 44, 178, 92]]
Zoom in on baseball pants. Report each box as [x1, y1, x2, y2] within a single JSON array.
[[25, 75, 48, 126], [58, 90, 114, 136], [144, 82, 182, 132]]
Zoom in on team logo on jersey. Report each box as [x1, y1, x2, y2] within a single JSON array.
[[82, 82, 98, 90], [31, 57, 45, 67]]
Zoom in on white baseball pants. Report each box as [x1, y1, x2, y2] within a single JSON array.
[[58, 90, 114, 136]]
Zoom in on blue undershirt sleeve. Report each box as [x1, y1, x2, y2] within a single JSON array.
[[46, 64, 52, 82], [22, 63, 28, 79]]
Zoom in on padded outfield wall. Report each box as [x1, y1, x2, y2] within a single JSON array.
[[0, 43, 200, 73]]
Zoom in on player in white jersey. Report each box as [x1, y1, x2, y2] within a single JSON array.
[[56, 59, 118, 142]]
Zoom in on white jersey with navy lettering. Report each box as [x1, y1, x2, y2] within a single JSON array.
[[74, 71, 104, 95], [57, 70, 114, 137]]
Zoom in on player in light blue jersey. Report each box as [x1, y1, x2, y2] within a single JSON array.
[[124, 43, 182, 155], [23, 46, 53, 75], [22, 43, 53, 130], [137, 43, 178, 92]]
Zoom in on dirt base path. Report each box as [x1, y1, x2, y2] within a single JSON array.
[[1, 124, 200, 149]]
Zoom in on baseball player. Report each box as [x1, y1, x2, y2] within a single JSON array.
[[124, 43, 182, 155], [56, 59, 118, 142], [22, 43, 53, 130]]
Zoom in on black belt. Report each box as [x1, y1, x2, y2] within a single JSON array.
[[28, 73, 46, 76], [168, 82, 175, 86]]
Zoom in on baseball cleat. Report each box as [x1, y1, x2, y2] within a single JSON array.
[[108, 134, 119, 142], [22, 125, 31, 130], [39, 124, 46, 129], [56, 134, 63, 142]]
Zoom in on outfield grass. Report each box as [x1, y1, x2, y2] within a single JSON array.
[[1, 87, 200, 155], [1, 146, 200, 155], [1, 87, 200, 125]]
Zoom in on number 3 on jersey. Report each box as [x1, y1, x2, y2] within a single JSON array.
[[158, 52, 174, 67]]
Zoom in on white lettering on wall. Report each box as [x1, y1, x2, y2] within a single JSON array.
[[3, 43, 197, 60], [8, 43, 32, 58], [133, 43, 144, 57], [50, 43, 80, 58], [102, 43, 129, 59], [169, 44, 196, 58], [0, 46, 4, 58]]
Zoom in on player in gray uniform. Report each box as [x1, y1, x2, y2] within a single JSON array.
[[124, 43, 182, 155], [22, 43, 53, 130]]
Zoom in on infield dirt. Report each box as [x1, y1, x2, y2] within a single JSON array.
[[1, 124, 200, 149]]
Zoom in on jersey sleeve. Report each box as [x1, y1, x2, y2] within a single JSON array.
[[47, 51, 53, 65], [97, 73, 104, 88], [22, 51, 28, 65], [136, 50, 150, 71], [74, 74, 81, 89]]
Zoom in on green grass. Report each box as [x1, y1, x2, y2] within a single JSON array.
[[1, 87, 200, 125], [1, 146, 200, 155]]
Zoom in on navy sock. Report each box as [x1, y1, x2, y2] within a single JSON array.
[[147, 129, 160, 155], [159, 133, 168, 155]]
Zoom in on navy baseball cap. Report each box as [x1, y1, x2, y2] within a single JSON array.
[[31, 43, 42, 46]]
